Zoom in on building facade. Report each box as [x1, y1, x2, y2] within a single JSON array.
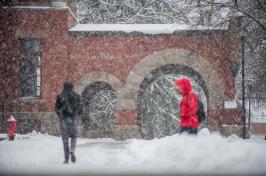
[[1, 0, 259, 139]]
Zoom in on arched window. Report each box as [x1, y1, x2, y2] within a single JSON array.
[[82, 81, 116, 131], [137, 64, 208, 139]]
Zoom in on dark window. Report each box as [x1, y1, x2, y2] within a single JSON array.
[[20, 39, 41, 97]]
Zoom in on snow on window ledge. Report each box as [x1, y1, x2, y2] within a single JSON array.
[[17, 97, 45, 103], [2, 6, 70, 10]]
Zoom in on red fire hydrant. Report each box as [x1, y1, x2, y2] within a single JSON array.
[[7, 115, 17, 141]]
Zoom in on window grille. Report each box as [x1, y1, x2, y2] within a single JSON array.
[[20, 39, 41, 97]]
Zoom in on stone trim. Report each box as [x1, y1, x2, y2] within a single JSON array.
[[0, 112, 60, 135], [220, 125, 243, 137], [113, 125, 142, 140], [117, 98, 136, 111], [120, 48, 225, 110], [74, 71, 122, 96], [16, 97, 46, 103], [74, 49, 225, 111], [15, 30, 45, 39]]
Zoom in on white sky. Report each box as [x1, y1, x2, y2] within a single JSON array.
[[0, 129, 266, 175]]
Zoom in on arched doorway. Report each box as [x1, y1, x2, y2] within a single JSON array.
[[137, 64, 208, 139], [81, 81, 116, 131]]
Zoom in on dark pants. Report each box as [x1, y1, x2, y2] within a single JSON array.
[[60, 117, 77, 161], [180, 127, 198, 135], [62, 136, 77, 161]]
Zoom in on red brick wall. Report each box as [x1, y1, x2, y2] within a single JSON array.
[[67, 33, 237, 126], [0, 8, 75, 112], [208, 108, 243, 126], [0, 8, 238, 128], [116, 111, 137, 125], [68, 34, 234, 99], [251, 123, 266, 134]]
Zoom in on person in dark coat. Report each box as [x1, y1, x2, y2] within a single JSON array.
[[55, 82, 81, 164], [175, 77, 199, 134]]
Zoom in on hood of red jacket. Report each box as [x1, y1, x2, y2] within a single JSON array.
[[176, 78, 192, 95]]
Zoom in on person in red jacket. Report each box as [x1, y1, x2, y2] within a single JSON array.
[[175, 77, 199, 134]]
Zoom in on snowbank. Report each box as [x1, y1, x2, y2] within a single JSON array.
[[0, 128, 265, 175]]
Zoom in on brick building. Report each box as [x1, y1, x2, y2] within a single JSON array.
[[1, 0, 257, 139]]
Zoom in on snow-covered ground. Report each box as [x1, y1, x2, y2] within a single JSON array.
[[0, 128, 266, 175]]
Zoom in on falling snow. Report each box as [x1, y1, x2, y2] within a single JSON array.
[[0, 0, 266, 175]]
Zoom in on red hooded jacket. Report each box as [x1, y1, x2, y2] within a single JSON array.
[[176, 78, 199, 128]]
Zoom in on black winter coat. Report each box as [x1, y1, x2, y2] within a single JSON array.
[[55, 87, 81, 119]]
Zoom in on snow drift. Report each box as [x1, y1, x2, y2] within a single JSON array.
[[0, 128, 265, 175]]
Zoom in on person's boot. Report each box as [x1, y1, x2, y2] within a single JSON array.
[[63, 145, 69, 164], [70, 138, 77, 163], [70, 152, 76, 163], [63, 159, 69, 164]]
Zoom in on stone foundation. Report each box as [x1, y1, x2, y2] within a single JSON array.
[[0, 112, 60, 136], [80, 125, 142, 140], [208, 124, 244, 137], [113, 125, 142, 140], [1, 112, 142, 140], [220, 125, 243, 137], [250, 123, 266, 135], [1, 112, 250, 139]]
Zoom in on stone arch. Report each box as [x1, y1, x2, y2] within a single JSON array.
[[137, 64, 209, 102], [137, 64, 208, 139], [74, 71, 122, 95], [120, 48, 225, 110]]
